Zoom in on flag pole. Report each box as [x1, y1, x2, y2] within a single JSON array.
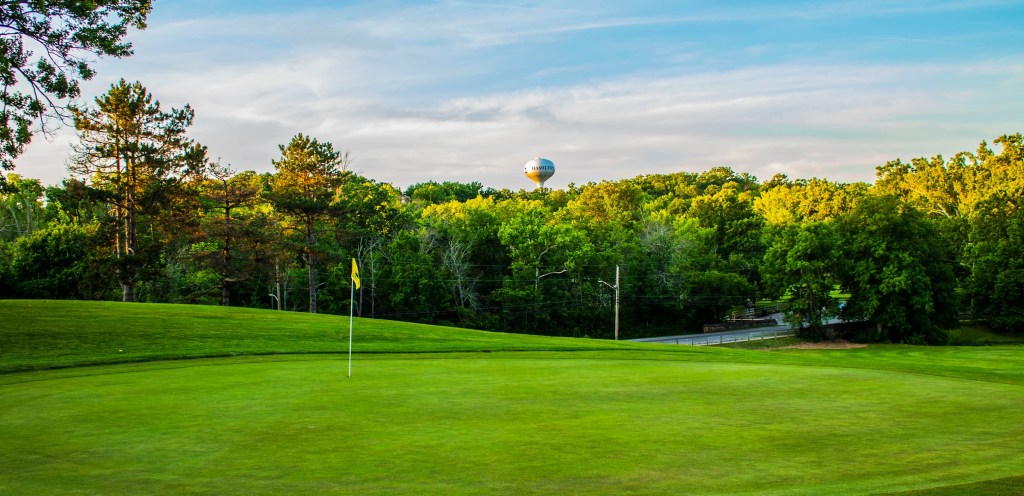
[[348, 280, 354, 378], [348, 258, 360, 378]]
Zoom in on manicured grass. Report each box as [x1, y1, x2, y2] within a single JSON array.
[[6, 300, 1023, 386], [3, 356, 1024, 495], [0, 300, 680, 373], [1, 300, 1023, 495]]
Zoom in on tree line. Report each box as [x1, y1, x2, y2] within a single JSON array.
[[1, 82, 1022, 343]]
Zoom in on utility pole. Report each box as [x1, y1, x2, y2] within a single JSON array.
[[600, 265, 621, 340]]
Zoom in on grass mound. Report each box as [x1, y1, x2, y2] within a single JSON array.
[[0, 300, 698, 372]]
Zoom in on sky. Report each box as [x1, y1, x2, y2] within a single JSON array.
[[14, 0, 1024, 191]]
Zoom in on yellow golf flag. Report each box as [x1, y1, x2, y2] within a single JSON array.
[[351, 258, 361, 290]]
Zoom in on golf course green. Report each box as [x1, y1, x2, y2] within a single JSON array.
[[1, 300, 1023, 495]]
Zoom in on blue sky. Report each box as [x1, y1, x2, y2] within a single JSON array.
[[16, 0, 1024, 190]]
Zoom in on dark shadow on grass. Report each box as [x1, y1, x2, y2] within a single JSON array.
[[877, 474, 1024, 495]]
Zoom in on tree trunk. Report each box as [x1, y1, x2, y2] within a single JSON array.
[[307, 251, 317, 313], [221, 228, 233, 306], [274, 258, 282, 310], [121, 279, 135, 302], [121, 200, 138, 303], [306, 218, 317, 313]]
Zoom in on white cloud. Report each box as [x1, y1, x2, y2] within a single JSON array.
[[17, 57, 1024, 189], [329, 61, 1023, 189], [11, 2, 1024, 191]]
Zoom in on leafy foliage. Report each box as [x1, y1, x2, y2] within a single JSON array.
[[11, 213, 91, 297], [835, 196, 959, 343], [0, 173, 43, 240], [966, 185, 1024, 332], [0, 0, 151, 183], [762, 221, 841, 337], [268, 133, 348, 313], [405, 180, 484, 204], [69, 79, 206, 302], [4, 124, 1024, 342]]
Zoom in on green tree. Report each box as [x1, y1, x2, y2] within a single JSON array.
[[371, 228, 450, 323], [69, 79, 207, 302], [11, 212, 92, 298], [762, 221, 841, 337], [317, 176, 405, 315], [755, 177, 868, 225], [836, 195, 958, 343], [43, 177, 106, 225], [872, 133, 1024, 332], [496, 199, 594, 333], [332, 174, 405, 239], [680, 270, 755, 325], [687, 181, 761, 255], [0, 173, 43, 240], [564, 180, 646, 227], [268, 133, 348, 313], [195, 165, 263, 306], [419, 204, 484, 319], [964, 136, 1024, 331], [685, 180, 765, 290], [627, 215, 717, 336], [0, 0, 151, 183], [418, 197, 510, 326], [0, 238, 14, 296], [405, 180, 483, 205], [965, 185, 1024, 332]]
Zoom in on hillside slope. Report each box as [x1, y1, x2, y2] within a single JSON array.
[[3, 300, 1024, 387]]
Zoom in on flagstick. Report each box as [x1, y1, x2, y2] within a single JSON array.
[[348, 281, 354, 378]]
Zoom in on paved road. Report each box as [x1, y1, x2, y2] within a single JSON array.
[[629, 313, 791, 346], [629, 325, 794, 346], [630, 313, 844, 346]]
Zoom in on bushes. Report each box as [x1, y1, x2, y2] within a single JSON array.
[[11, 220, 91, 299]]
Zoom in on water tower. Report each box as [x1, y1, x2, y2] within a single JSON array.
[[524, 157, 555, 190]]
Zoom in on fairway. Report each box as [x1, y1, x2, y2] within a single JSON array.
[[2, 355, 1024, 495]]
